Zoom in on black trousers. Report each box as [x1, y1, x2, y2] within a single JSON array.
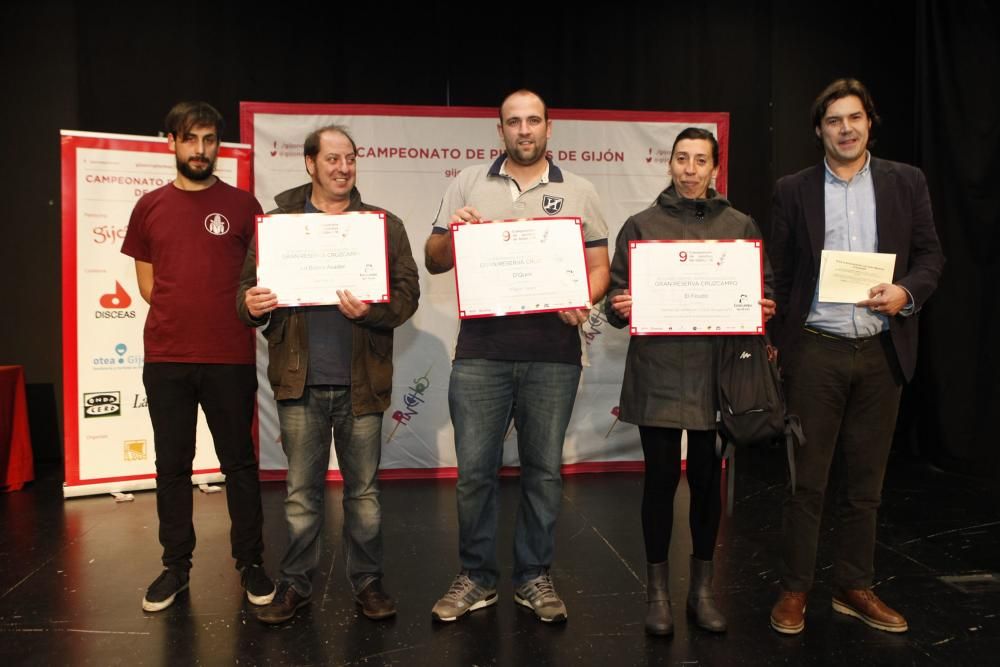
[[143, 362, 264, 571], [780, 329, 903, 591], [639, 427, 721, 563]]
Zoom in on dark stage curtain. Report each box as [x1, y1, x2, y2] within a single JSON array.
[[913, 1, 1000, 478], [3, 1, 998, 478]]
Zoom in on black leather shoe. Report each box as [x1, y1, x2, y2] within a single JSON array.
[[257, 582, 310, 625], [355, 579, 397, 620]]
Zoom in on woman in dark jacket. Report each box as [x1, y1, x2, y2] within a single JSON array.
[[605, 128, 775, 636]]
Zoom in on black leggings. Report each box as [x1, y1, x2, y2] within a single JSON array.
[[640, 427, 722, 563]]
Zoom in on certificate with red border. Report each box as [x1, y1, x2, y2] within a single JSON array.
[[256, 211, 390, 306], [451, 217, 590, 319], [629, 239, 764, 335]]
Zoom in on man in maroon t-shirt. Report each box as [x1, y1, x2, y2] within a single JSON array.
[[121, 101, 275, 613]]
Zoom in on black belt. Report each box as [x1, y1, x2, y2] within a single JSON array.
[[803, 326, 882, 343]]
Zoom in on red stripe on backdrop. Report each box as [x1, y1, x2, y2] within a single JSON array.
[[60, 133, 81, 484]]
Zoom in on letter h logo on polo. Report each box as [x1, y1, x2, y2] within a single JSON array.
[[542, 195, 564, 215]]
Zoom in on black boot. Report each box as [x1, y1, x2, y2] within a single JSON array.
[[645, 561, 673, 636], [687, 556, 727, 632]]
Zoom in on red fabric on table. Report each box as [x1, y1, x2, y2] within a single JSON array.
[[0, 366, 34, 492]]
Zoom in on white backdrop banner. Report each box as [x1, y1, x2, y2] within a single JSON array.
[[239, 104, 730, 479], [60, 131, 253, 497]]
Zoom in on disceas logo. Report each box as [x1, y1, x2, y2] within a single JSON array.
[[204, 213, 230, 236], [99, 281, 131, 308], [83, 391, 121, 418], [96, 281, 137, 319]]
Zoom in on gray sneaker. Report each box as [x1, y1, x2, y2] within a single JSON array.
[[431, 573, 497, 622], [515, 574, 567, 623]]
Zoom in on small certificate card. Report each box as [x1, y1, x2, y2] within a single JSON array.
[[255, 212, 390, 306], [817, 250, 896, 303], [629, 239, 764, 335], [451, 217, 590, 319]]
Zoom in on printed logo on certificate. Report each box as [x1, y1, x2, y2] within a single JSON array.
[[629, 239, 764, 335], [255, 211, 390, 306], [451, 217, 591, 319]]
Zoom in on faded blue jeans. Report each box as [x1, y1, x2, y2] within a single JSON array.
[[277, 386, 383, 597], [449, 359, 582, 588]]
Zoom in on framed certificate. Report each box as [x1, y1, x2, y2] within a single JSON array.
[[629, 239, 764, 335], [451, 217, 591, 319], [255, 211, 390, 306]]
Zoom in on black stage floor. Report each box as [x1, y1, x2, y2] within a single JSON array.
[[1, 448, 998, 666]]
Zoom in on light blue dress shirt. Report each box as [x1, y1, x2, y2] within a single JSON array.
[[805, 152, 889, 338]]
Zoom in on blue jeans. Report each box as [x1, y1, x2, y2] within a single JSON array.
[[276, 386, 383, 596], [449, 359, 582, 588]]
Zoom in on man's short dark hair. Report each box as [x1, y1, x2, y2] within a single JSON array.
[[164, 101, 225, 140], [303, 125, 358, 160], [498, 89, 549, 123], [810, 78, 881, 146], [670, 127, 720, 166]]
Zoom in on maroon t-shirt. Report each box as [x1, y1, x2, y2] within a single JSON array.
[[121, 180, 262, 364]]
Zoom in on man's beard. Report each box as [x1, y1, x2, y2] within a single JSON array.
[[506, 139, 546, 167], [177, 156, 215, 181]]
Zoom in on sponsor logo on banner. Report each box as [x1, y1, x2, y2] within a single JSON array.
[[91, 224, 129, 247], [132, 394, 148, 408], [268, 141, 304, 158], [83, 391, 121, 418], [204, 213, 230, 236], [92, 342, 143, 370], [646, 147, 671, 166], [124, 440, 147, 461], [583, 300, 608, 347], [542, 195, 564, 215], [386, 368, 432, 442], [95, 281, 137, 319]]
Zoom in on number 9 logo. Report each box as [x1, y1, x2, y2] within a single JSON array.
[[679, 251, 688, 262]]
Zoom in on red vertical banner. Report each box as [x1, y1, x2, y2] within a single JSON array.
[[60, 131, 252, 497]]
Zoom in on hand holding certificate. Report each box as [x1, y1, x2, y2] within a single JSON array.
[[255, 212, 390, 306], [817, 250, 896, 303], [451, 217, 591, 318], [629, 240, 764, 335]]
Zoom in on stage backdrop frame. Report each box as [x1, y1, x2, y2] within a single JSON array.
[[241, 103, 730, 481]]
